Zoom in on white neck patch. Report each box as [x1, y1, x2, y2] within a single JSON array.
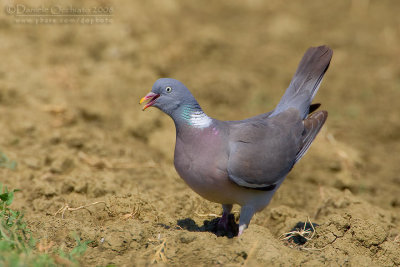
[[190, 110, 212, 128]]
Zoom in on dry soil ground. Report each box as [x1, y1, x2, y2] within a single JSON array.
[[0, 0, 400, 266]]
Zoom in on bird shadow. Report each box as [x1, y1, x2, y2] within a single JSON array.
[[176, 214, 238, 238]]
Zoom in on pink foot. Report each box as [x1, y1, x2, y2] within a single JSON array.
[[238, 224, 246, 236]]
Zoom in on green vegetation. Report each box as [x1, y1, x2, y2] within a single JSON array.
[[0, 184, 90, 266], [0, 151, 17, 170]]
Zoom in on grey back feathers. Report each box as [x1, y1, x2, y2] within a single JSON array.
[[227, 108, 304, 190]]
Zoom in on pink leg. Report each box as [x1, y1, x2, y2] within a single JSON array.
[[217, 204, 233, 231], [238, 205, 256, 236]]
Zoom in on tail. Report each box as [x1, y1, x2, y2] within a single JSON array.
[[294, 110, 328, 163], [271, 45, 333, 119]]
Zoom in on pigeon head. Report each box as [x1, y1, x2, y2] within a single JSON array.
[[140, 78, 198, 116]]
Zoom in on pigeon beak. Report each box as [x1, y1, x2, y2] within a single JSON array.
[[139, 92, 160, 111]]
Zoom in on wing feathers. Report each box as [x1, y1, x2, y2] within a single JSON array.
[[295, 110, 328, 163], [229, 174, 277, 191]]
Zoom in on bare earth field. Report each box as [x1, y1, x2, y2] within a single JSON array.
[[0, 0, 400, 266]]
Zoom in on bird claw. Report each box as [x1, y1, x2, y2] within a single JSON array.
[[216, 214, 238, 237], [238, 224, 247, 237]]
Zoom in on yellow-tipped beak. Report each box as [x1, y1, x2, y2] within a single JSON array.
[[139, 92, 160, 110], [139, 96, 148, 104]]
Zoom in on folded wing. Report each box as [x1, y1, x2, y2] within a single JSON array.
[[227, 109, 303, 190]]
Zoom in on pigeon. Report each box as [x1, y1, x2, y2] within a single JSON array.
[[140, 45, 332, 236]]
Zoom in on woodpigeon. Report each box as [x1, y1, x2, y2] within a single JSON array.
[[140, 45, 332, 236]]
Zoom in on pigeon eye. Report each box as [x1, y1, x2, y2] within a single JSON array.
[[165, 86, 172, 93]]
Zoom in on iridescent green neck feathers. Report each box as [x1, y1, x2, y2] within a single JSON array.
[[180, 104, 212, 128]]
